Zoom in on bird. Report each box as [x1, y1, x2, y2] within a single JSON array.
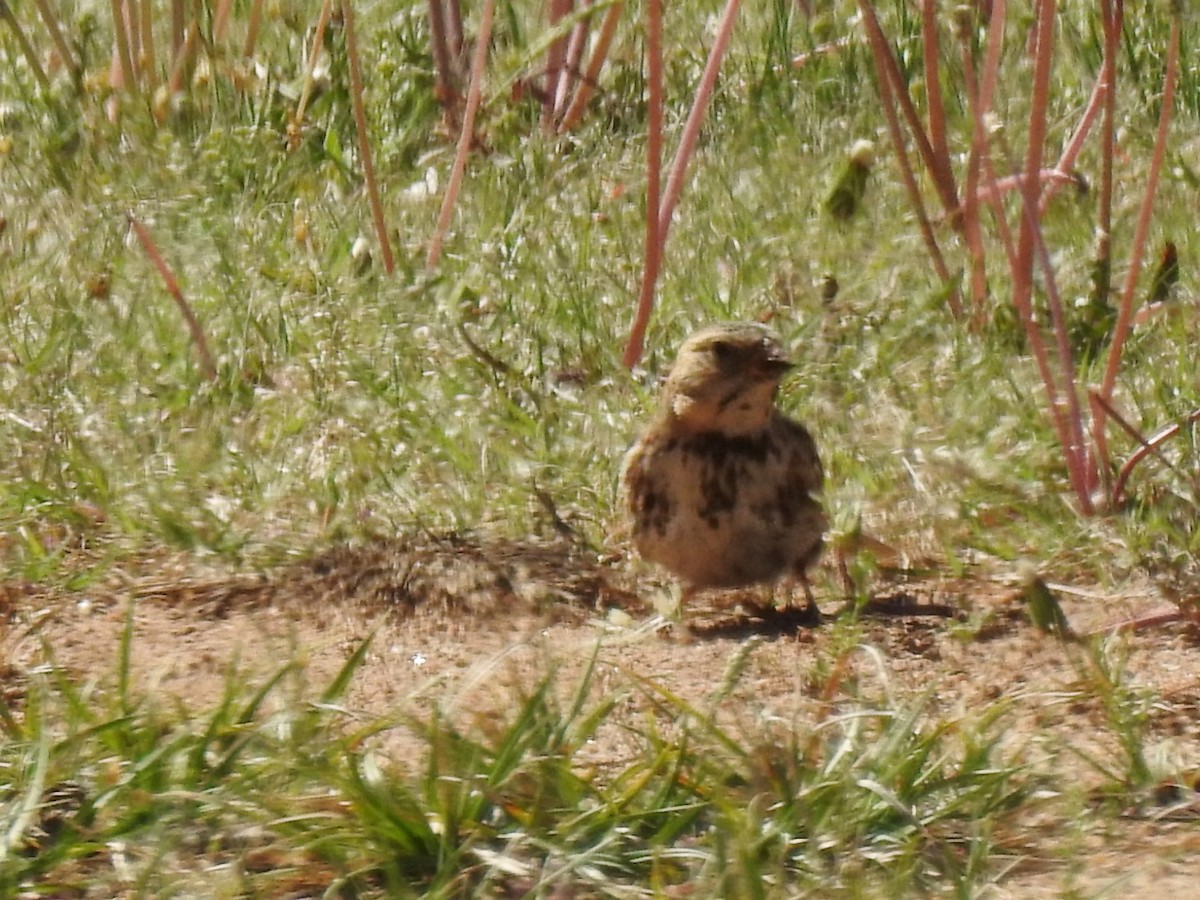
[[621, 322, 826, 622]]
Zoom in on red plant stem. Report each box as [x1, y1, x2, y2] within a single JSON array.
[[623, 0, 663, 369], [1096, 7, 1176, 463], [1085, 0, 1121, 491], [959, 36, 986, 322], [857, 2, 959, 226], [138, 0, 156, 90], [1007, 1, 1097, 510], [1099, 1, 1176, 494], [555, 1, 591, 118], [123, 0, 141, 74], [977, 153, 1018, 275], [1086, 607, 1189, 637], [127, 213, 217, 381], [869, 27, 957, 309], [1011, 0, 1054, 328], [110, 0, 138, 95], [983, 142, 1076, 508], [167, 20, 198, 95], [1025, 194, 1094, 511], [445, 0, 463, 57], [978, 0, 1005, 111], [170, 0, 183, 56], [656, 0, 741, 245], [974, 169, 1082, 205], [296, 0, 333, 125], [1097, 0, 1121, 267], [1110, 408, 1200, 509], [213, 0, 233, 44], [558, 1, 622, 133], [342, 0, 395, 274], [542, 0, 573, 131], [428, 0, 497, 269], [790, 37, 852, 69], [428, 0, 457, 108], [1038, 67, 1105, 215], [1092, 390, 1175, 470], [243, 0, 265, 57], [920, 2, 955, 208], [961, 29, 1019, 303], [973, 0, 1017, 274]]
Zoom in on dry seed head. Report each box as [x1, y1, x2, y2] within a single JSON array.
[[849, 139, 875, 168]]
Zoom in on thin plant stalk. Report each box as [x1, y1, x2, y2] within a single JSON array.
[[542, 0, 573, 131], [971, 0, 1019, 275], [656, 0, 742, 246], [997, 0, 1096, 510], [0, 2, 52, 91], [428, 0, 458, 108], [558, 1, 621, 133], [123, 0, 141, 76], [243, 0, 265, 57], [1092, 392, 1184, 481], [171, 0, 184, 57], [32, 0, 80, 80], [871, 35, 957, 307], [1109, 408, 1200, 510], [1081, 1, 1121, 498], [295, 0, 334, 128], [958, 2, 1019, 321], [446, 0, 463, 58], [109, 0, 138, 96], [427, 0, 498, 269], [976, 0, 1006, 122], [167, 21, 199, 95], [976, 169, 1082, 203], [107, 43, 124, 121], [555, 2, 591, 118], [622, 0, 663, 369], [341, 0, 395, 274], [858, 1, 959, 225], [962, 0, 1013, 307], [1095, 6, 1177, 473], [213, 0, 234, 44], [1038, 67, 1105, 215], [1010, 0, 1055, 343], [1023, 189, 1095, 511], [127, 213, 217, 381], [920, 1, 956, 212], [138, 0, 156, 90], [1094, 0, 1122, 306], [790, 36, 853, 69], [958, 24, 987, 320], [858, 0, 960, 316], [988, 124, 1083, 507]]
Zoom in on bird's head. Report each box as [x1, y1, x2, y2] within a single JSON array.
[[661, 323, 794, 435]]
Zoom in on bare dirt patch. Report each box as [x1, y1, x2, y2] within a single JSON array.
[[3, 534, 1199, 895]]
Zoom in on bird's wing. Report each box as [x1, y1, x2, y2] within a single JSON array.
[[619, 430, 659, 512], [775, 415, 824, 493]]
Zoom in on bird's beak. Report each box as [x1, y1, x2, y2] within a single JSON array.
[[753, 349, 794, 380]]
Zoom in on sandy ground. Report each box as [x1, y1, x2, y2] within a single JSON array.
[[2, 534, 1198, 896]]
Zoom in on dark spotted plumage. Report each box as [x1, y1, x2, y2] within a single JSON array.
[[621, 323, 826, 616]]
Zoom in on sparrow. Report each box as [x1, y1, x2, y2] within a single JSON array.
[[621, 322, 826, 620]]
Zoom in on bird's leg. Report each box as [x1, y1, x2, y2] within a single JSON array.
[[665, 584, 696, 641], [796, 573, 822, 624], [652, 582, 693, 621], [676, 584, 697, 620]]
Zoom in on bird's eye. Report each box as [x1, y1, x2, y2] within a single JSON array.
[[710, 340, 735, 360]]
